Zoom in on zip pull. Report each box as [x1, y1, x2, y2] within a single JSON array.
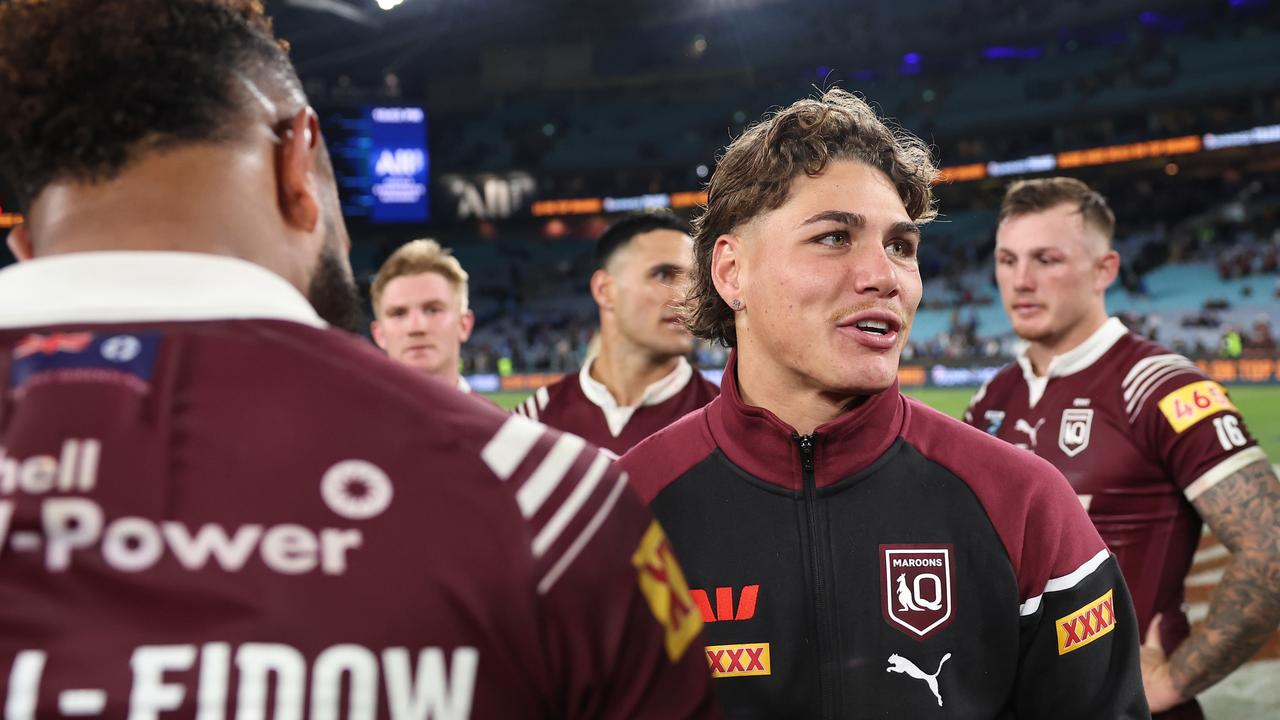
[[793, 433, 816, 472]]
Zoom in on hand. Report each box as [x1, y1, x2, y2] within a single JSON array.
[[1140, 614, 1185, 713]]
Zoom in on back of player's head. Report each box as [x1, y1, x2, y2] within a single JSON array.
[[371, 239, 470, 317], [0, 0, 305, 210], [594, 211, 691, 270], [1000, 177, 1116, 244], [685, 87, 938, 347]]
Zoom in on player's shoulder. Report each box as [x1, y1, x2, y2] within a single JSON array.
[[216, 320, 516, 454], [618, 398, 719, 504], [905, 395, 1063, 488], [901, 396, 1105, 594], [512, 372, 577, 421], [1109, 332, 1211, 421], [966, 361, 1022, 412], [689, 370, 723, 399]]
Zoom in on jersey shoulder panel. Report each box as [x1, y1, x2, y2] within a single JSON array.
[[617, 399, 719, 505], [964, 361, 1022, 423], [1112, 333, 1207, 424], [512, 374, 574, 421], [901, 397, 1108, 605]]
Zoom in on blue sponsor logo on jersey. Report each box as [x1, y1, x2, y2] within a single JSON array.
[[983, 410, 1006, 435], [11, 332, 161, 393]]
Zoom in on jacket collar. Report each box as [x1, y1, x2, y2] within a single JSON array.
[[0, 251, 326, 329], [707, 351, 905, 490]]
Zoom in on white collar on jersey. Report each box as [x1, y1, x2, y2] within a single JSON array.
[[1015, 316, 1128, 407], [0, 251, 327, 330], [578, 355, 694, 437], [457, 376, 472, 393]]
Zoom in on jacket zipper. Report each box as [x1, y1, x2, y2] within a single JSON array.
[[795, 432, 836, 719]]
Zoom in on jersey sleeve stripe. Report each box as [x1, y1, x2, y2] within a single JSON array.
[[482, 415, 546, 480], [1125, 365, 1203, 419], [1018, 548, 1110, 616], [1122, 353, 1191, 390], [516, 433, 588, 518], [1123, 358, 1199, 407], [535, 386, 550, 411], [531, 451, 611, 558], [536, 473, 628, 595], [1184, 446, 1269, 501]]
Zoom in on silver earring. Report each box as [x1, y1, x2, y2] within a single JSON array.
[[731, 298, 743, 311]]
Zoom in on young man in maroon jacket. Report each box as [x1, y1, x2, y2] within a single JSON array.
[[0, 2, 717, 717], [515, 212, 719, 456], [618, 89, 1150, 718], [966, 177, 1280, 718]]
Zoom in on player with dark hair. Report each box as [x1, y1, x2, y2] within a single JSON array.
[[0, 2, 718, 717], [619, 89, 1150, 717], [515, 210, 718, 456], [967, 176, 1280, 718]]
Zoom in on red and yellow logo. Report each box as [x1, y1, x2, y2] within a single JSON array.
[[705, 642, 771, 678], [632, 521, 701, 662], [1056, 589, 1117, 655], [1158, 380, 1236, 433]]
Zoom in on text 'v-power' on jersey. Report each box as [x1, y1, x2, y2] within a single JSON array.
[[0, 252, 718, 720], [514, 357, 720, 456], [619, 352, 1150, 720]]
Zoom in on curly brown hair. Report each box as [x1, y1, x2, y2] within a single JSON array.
[[684, 88, 938, 347], [0, 0, 297, 209]]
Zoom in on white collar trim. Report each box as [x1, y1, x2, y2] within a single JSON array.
[[578, 356, 694, 437], [1016, 317, 1127, 407], [0, 252, 326, 329], [457, 376, 472, 393]]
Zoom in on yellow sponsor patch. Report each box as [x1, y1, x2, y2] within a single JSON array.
[[631, 520, 702, 661], [1157, 380, 1236, 434], [705, 642, 771, 678], [1056, 589, 1117, 655]]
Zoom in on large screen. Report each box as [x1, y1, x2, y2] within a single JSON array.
[[324, 105, 430, 224]]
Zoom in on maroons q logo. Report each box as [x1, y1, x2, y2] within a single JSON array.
[[880, 545, 954, 640]]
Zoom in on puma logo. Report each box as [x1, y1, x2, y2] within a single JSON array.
[[896, 573, 942, 612], [1014, 417, 1046, 448], [886, 652, 951, 707]]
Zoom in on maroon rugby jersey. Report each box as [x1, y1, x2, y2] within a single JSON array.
[[513, 358, 719, 456], [966, 317, 1267, 719], [0, 252, 718, 719]]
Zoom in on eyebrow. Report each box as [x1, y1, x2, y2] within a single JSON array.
[[797, 210, 921, 237]]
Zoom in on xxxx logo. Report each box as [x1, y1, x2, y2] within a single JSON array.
[[631, 521, 701, 662], [689, 585, 759, 623], [705, 643, 770, 678], [1056, 589, 1117, 655]]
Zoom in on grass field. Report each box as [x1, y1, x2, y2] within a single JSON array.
[[486, 385, 1280, 460]]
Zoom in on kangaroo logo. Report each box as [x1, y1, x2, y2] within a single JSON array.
[[896, 573, 942, 612], [886, 652, 951, 707], [1014, 417, 1046, 448]]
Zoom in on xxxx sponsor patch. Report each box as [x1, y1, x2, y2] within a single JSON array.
[[1158, 380, 1236, 434], [1056, 589, 1117, 655], [631, 520, 702, 661], [705, 642, 771, 678]]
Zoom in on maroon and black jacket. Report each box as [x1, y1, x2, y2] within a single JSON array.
[[619, 353, 1150, 719], [0, 252, 718, 719]]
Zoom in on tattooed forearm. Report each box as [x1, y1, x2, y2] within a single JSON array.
[[1171, 458, 1280, 699]]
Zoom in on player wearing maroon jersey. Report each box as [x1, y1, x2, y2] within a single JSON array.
[[620, 90, 1149, 718], [515, 212, 719, 456], [0, 2, 718, 717], [967, 177, 1280, 718], [371, 239, 479, 395]]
